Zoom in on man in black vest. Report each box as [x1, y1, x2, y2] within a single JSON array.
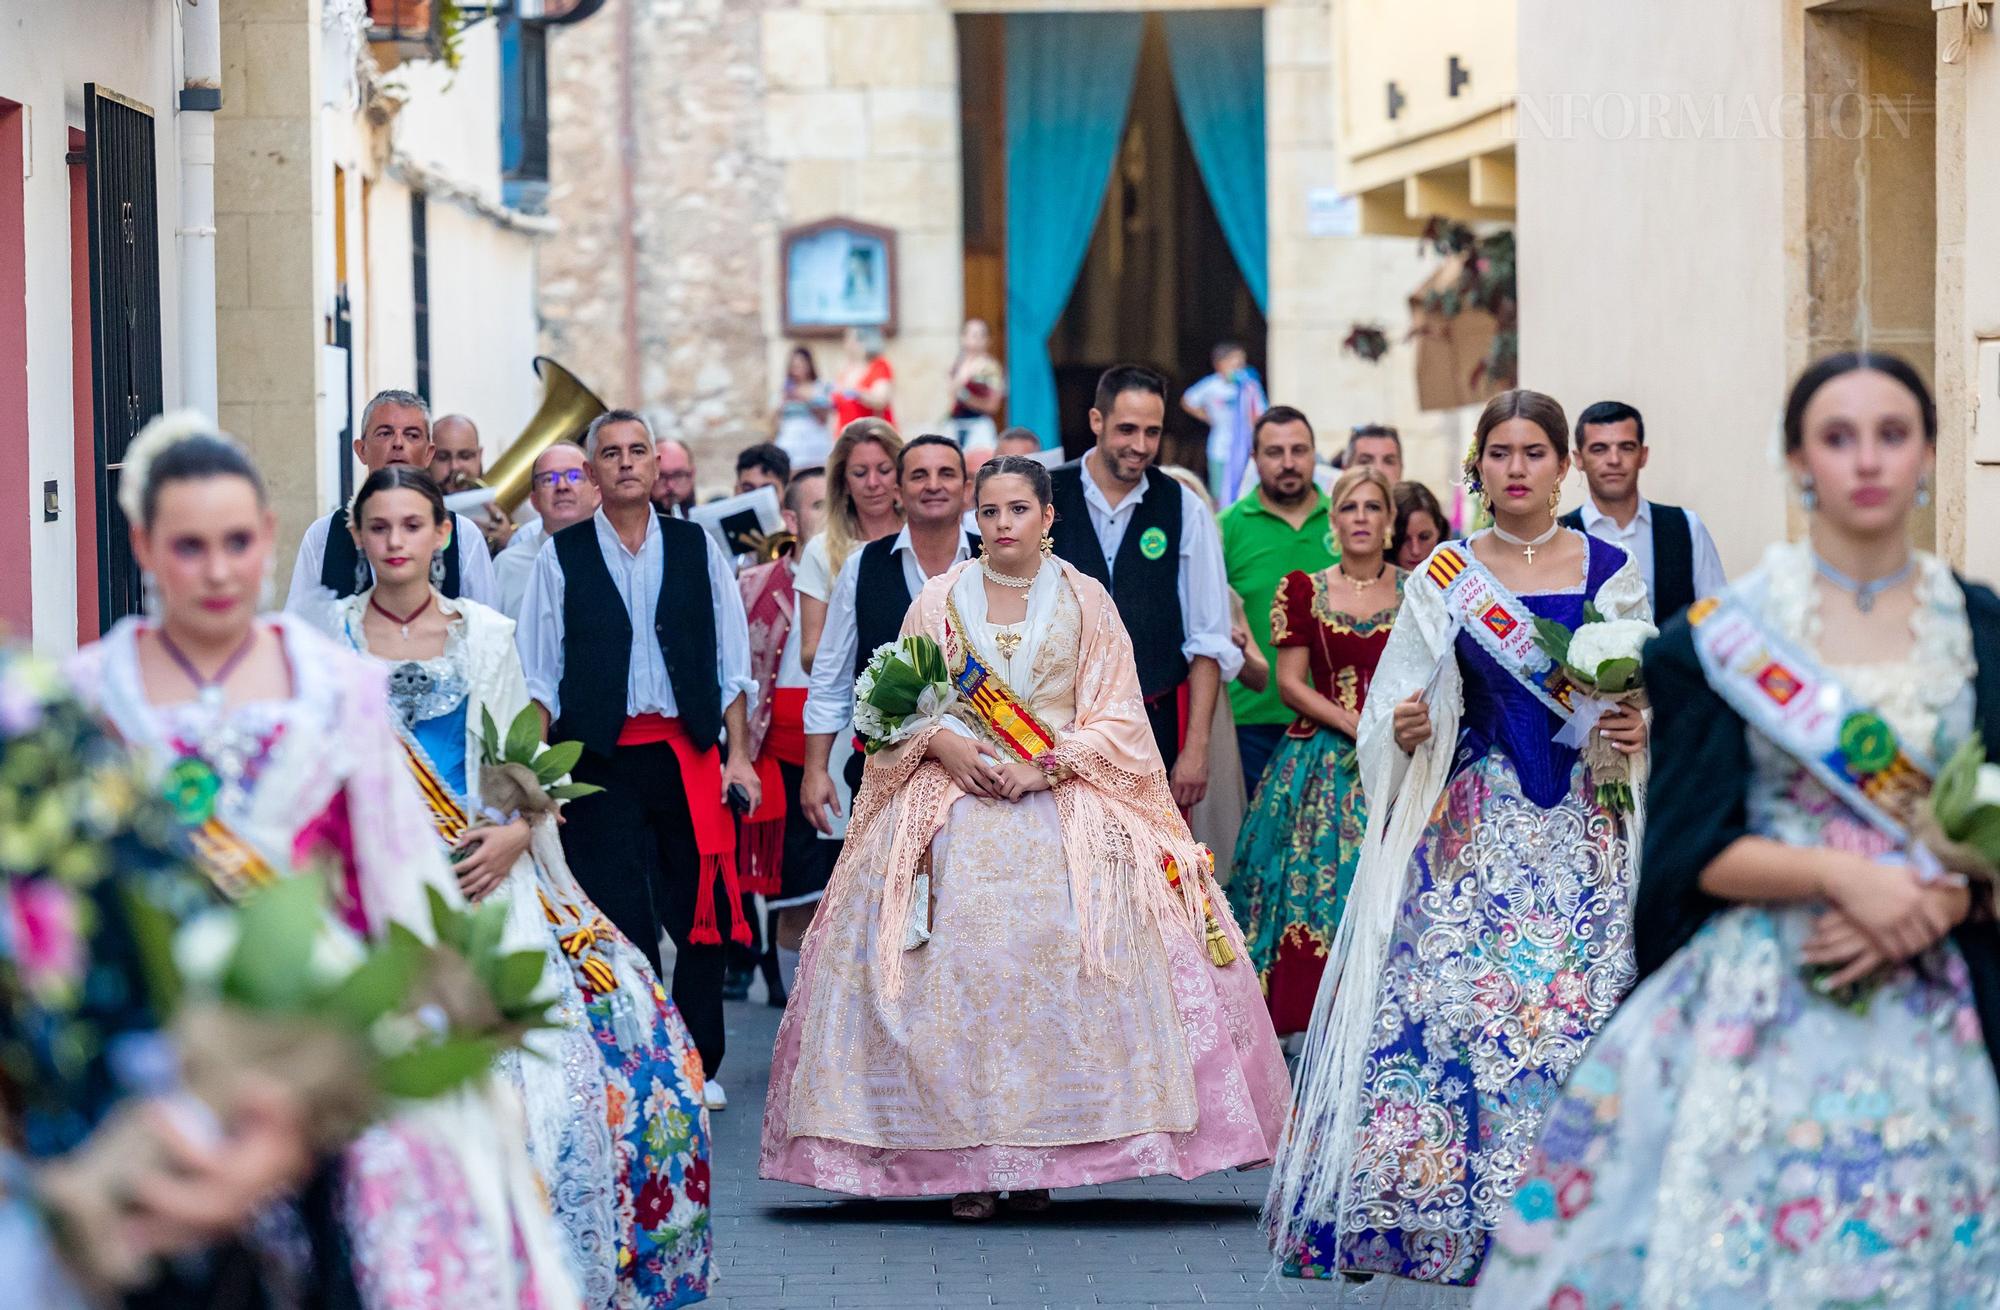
[[283, 388, 499, 611], [1561, 400, 1727, 620], [1048, 365, 1243, 806], [798, 435, 979, 832], [516, 409, 759, 1111]]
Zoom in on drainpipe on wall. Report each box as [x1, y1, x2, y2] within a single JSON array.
[[177, 0, 223, 419]]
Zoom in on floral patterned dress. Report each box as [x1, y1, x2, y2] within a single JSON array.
[[1281, 533, 1646, 1286], [1476, 543, 2000, 1309], [1229, 567, 1402, 1035], [339, 595, 714, 1309], [74, 614, 577, 1310]]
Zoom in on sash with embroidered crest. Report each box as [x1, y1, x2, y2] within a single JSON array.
[[1688, 592, 1931, 843], [183, 818, 280, 902], [158, 755, 280, 901], [940, 596, 1236, 966], [393, 723, 625, 994], [1425, 543, 1586, 722], [394, 730, 472, 846]]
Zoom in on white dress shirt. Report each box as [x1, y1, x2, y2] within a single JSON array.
[[1577, 495, 1728, 605], [1075, 451, 1244, 682], [491, 518, 550, 620], [285, 509, 498, 613], [515, 509, 755, 724], [803, 526, 975, 735]]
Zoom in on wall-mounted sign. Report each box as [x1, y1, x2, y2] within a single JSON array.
[[780, 217, 898, 339], [1306, 188, 1360, 238]]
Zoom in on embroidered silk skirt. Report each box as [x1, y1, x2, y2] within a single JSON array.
[[760, 789, 1289, 1195], [1228, 726, 1366, 1036], [1474, 904, 2000, 1310], [1285, 751, 1634, 1285]]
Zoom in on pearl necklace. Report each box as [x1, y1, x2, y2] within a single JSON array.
[[1813, 551, 1915, 614], [981, 561, 1037, 589], [1492, 520, 1561, 564]]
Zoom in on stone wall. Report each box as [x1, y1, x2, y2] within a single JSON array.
[[544, 0, 784, 493], [216, 0, 323, 573], [543, 0, 1433, 497]]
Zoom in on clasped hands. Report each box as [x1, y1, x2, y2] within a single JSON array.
[[1801, 852, 1972, 990], [926, 730, 1048, 801]]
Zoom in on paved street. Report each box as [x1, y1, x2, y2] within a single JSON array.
[[706, 986, 1474, 1310]]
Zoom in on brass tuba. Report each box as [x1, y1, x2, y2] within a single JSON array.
[[480, 357, 609, 515]]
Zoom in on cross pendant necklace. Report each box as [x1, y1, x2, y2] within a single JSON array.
[[1492, 520, 1561, 564], [371, 592, 432, 640]]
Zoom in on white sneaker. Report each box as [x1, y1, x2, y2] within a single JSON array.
[[702, 1080, 727, 1111]]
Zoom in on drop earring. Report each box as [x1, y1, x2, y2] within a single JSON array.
[[1916, 473, 1933, 508], [1039, 532, 1055, 557], [1546, 485, 1562, 517], [1799, 476, 1819, 513], [429, 549, 447, 588]]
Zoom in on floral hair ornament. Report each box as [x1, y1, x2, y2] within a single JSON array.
[[1460, 429, 1487, 497], [118, 410, 234, 526]]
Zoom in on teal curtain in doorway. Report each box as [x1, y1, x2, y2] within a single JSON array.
[[1004, 12, 1144, 449], [1163, 10, 1269, 312]]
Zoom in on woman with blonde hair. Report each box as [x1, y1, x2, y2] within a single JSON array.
[[1229, 465, 1404, 1039], [796, 417, 904, 671]]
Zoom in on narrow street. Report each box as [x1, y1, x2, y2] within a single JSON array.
[[707, 989, 1475, 1310]]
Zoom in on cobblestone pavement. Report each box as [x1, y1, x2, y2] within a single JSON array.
[[705, 988, 1474, 1310]]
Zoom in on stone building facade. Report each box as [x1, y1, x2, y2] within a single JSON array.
[[542, 0, 1460, 498]]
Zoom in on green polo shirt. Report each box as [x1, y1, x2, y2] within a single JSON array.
[[1219, 489, 1338, 726]]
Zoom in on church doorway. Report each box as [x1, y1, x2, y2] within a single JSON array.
[[959, 9, 1269, 466]]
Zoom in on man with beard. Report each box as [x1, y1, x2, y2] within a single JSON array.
[[653, 437, 697, 517], [429, 413, 515, 555], [1047, 366, 1242, 808], [494, 439, 601, 618], [1220, 407, 1339, 794]]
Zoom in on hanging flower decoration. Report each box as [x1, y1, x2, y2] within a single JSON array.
[[1416, 217, 1518, 392], [1342, 323, 1391, 364]]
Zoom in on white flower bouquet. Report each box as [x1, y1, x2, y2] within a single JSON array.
[[1533, 605, 1659, 812], [852, 635, 956, 754], [1917, 732, 2000, 883]]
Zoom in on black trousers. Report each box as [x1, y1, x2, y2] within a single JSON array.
[[559, 741, 733, 1076], [1145, 685, 1185, 778]]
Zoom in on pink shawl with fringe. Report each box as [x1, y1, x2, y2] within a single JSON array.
[[852, 558, 1231, 997]]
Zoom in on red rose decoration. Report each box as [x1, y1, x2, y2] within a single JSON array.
[[635, 1174, 675, 1230]]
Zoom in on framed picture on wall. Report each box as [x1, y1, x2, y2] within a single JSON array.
[[780, 217, 898, 338]]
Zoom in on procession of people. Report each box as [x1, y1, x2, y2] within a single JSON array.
[[5, 343, 1999, 1309]]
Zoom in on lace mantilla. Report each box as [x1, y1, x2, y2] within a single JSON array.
[[1760, 539, 1971, 752]]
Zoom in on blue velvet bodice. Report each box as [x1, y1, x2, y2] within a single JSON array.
[[1450, 535, 1629, 809], [412, 702, 469, 797]]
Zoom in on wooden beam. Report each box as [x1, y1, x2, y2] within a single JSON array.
[[1469, 151, 1516, 210], [1405, 167, 1512, 225], [1359, 184, 1428, 237]]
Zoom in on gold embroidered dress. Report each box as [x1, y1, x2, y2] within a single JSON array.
[[759, 558, 1288, 1194]]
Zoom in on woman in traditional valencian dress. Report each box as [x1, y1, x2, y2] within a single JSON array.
[[326, 466, 714, 1309], [760, 455, 1288, 1220], [68, 417, 577, 1309], [1477, 355, 2000, 1308], [1266, 390, 1652, 1286], [1229, 467, 1404, 1037]]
